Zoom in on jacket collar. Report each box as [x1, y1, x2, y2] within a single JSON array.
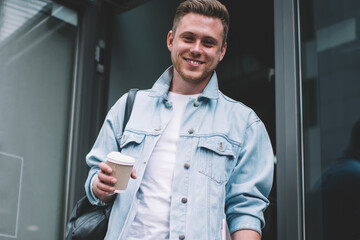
[[149, 66, 219, 100]]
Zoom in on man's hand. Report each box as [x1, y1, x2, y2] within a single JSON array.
[[93, 162, 137, 202], [232, 229, 261, 240]]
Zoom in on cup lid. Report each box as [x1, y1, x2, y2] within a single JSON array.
[[106, 151, 135, 165]]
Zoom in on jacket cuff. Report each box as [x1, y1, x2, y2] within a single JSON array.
[[228, 215, 262, 236]]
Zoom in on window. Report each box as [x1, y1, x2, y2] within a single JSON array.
[[300, 0, 360, 239], [0, 1, 78, 239]]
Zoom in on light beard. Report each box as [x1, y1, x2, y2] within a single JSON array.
[[172, 59, 218, 86]]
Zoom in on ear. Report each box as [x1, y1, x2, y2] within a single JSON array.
[[219, 42, 227, 61], [167, 30, 174, 52]]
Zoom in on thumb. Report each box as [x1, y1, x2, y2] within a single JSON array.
[[130, 168, 137, 179]]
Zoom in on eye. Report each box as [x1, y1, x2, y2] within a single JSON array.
[[203, 40, 215, 47], [183, 35, 194, 42]]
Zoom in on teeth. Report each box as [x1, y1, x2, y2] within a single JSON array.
[[188, 60, 201, 64]]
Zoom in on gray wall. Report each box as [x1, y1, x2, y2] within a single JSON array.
[[108, 0, 181, 109]]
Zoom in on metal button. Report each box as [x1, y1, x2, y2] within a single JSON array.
[[165, 101, 172, 109], [188, 128, 195, 134], [154, 128, 161, 131], [193, 101, 200, 107], [179, 234, 185, 240], [181, 197, 188, 203], [184, 163, 190, 169], [219, 142, 224, 151]]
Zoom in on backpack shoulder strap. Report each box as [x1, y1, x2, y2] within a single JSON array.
[[123, 88, 138, 133]]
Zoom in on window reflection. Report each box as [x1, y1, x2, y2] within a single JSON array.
[[300, 0, 360, 239], [311, 120, 360, 240], [0, 1, 78, 239], [0, 0, 51, 43]]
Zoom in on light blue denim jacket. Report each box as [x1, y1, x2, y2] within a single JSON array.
[[85, 67, 274, 240]]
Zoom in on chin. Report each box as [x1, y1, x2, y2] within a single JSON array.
[[182, 70, 205, 81], [182, 73, 205, 83]]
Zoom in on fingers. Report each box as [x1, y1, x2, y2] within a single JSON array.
[[96, 178, 115, 194], [99, 162, 113, 174], [98, 170, 116, 184], [98, 162, 117, 184], [93, 162, 118, 200], [93, 175, 115, 202], [131, 168, 137, 179]]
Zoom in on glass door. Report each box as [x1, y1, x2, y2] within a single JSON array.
[[299, 0, 360, 239], [0, 1, 78, 239]]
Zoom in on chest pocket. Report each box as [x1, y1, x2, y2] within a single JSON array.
[[197, 135, 238, 185], [119, 131, 146, 160]]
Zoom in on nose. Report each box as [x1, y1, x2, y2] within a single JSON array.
[[190, 40, 202, 56]]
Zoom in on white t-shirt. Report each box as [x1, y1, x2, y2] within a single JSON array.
[[125, 92, 199, 240]]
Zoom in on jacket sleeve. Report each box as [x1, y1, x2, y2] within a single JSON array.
[[225, 114, 274, 235], [84, 94, 128, 206]]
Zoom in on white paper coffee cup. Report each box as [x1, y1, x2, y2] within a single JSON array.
[[106, 151, 135, 193]]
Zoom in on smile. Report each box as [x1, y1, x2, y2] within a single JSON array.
[[184, 58, 204, 65]]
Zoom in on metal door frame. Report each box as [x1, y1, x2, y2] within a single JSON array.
[[61, 0, 307, 238], [274, 0, 304, 239]]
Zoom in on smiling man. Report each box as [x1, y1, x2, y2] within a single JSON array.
[[85, 1, 274, 240], [168, 11, 227, 94]]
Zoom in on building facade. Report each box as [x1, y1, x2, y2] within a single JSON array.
[[0, 0, 359, 239]]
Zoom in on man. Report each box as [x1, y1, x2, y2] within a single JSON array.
[[85, 0, 274, 239]]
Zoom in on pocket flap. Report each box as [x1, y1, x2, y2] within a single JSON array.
[[120, 131, 145, 148], [198, 136, 237, 158]]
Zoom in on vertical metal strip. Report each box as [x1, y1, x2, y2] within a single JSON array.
[[296, 0, 306, 238], [274, 0, 303, 239], [63, 14, 80, 236]]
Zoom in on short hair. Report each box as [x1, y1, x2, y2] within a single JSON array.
[[172, 0, 230, 46]]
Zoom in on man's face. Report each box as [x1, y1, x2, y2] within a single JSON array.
[[167, 13, 227, 90]]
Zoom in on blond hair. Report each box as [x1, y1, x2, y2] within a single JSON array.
[[172, 0, 230, 46]]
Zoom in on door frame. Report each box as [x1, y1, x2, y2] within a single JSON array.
[[62, 0, 307, 238], [274, 0, 304, 239]]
